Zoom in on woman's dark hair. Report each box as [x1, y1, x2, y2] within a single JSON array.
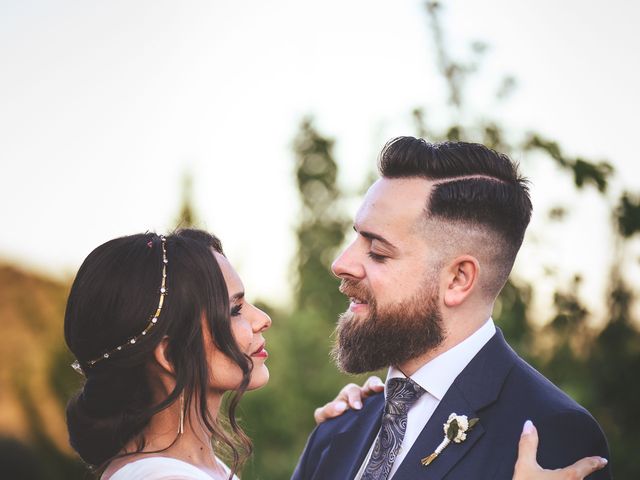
[[64, 229, 252, 477]]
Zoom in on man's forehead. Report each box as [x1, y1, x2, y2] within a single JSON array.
[[355, 177, 433, 236]]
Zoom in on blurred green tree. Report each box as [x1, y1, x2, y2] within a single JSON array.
[[413, 2, 639, 477], [240, 118, 361, 480], [174, 171, 200, 229], [291, 117, 351, 315]]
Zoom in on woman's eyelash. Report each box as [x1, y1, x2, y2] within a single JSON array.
[[367, 252, 387, 262], [231, 304, 243, 316]]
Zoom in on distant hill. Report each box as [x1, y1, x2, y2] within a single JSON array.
[[0, 264, 81, 459]]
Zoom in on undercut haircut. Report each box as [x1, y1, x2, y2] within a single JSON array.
[[378, 136, 532, 297]]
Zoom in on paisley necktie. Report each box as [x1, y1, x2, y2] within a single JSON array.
[[361, 377, 426, 480]]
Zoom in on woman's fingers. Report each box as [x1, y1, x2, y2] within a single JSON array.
[[513, 420, 543, 479], [562, 456, 608, 478], [342, 376, 383, 409], [513, 420, 608, 480], [517, 420, 540, 467], [314, 400, 348, 424], [314, 376, 384, 424], [361, 376, 385, 397], [343, 383, 365, 410]]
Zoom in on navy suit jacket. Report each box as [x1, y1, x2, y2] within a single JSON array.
[[292, 329, 611, 479]]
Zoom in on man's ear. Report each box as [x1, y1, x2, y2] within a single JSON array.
[[443, 255, 479, 307], [153, 336, 175, 375]]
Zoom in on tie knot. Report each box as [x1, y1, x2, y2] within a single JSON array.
[[384, 377, 425, 415]]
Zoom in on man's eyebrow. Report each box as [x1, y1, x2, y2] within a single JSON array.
[[230, 292, 245, 302], [353, 225, 398, 250]]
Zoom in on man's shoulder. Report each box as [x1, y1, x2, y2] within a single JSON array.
[[475, 329, 591, 418], [505, 355, 610, 476], [313, 390, 384, 441], [504, 352, 591, 417], [292, 391, 385, 480], [474, 336, 610, 476]]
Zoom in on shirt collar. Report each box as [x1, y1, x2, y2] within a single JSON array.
[[387, 318, 496, 401]]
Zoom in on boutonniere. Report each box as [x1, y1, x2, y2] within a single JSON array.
[[421, 413, 479, 466]]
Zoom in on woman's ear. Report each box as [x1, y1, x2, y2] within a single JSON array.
[[443, 255, 479, 307], [153, 336, 175, 375]]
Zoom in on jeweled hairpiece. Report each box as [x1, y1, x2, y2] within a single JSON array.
[[71, 235, 168, 376]]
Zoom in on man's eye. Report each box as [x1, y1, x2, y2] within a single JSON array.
[[230, 304, 243, 316], [367, 251, 388, 263]]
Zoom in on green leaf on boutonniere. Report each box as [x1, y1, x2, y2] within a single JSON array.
[[446, 420, 459, 441], [423, 414, 481, 467]]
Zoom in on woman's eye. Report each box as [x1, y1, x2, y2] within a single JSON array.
[[367, 251, 388, 263], [230, 304, 243, 317]]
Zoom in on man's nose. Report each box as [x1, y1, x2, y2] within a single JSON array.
[[331, 243, 365, 280]]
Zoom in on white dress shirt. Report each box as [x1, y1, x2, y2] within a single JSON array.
[[354, 318, 496, 479]]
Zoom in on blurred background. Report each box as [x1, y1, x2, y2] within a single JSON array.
[[1, 0, 639, 478]]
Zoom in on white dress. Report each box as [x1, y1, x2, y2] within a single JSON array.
[[107, 457, 239, 480]]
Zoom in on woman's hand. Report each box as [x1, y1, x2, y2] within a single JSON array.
[[314, 376, 384, 424], [513, 420, 608, 479]]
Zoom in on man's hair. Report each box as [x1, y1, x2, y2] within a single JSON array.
[[378, 136, 532, 297]]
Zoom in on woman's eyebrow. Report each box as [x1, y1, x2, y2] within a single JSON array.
[[230, 292, 245, 302]]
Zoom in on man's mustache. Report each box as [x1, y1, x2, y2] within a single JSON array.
[[339, 279, 373, 303]]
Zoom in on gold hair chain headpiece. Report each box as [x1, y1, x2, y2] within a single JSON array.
[[71, 235, 168, 375]]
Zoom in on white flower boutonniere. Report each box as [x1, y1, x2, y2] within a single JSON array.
[[421, 413, 480, 466]]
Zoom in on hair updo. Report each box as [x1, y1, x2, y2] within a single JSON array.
[[64, 229, 252, 474]]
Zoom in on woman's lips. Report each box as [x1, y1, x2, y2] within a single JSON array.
[[251, 343, 268, 358]]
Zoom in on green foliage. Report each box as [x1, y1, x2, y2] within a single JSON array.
[[587, 275, 640, 471], [48, 346, 83, 411], [524, 135, 614, 193], [615, 192, 640, 237], [493, 279, 533, 361], [240, 119, 365, 480], [15, 374, 86, 480], [0, 436, 47, 480], [292, 117, 350, 316], [174, 171, 200, 229], [425, 0, 487, 109]]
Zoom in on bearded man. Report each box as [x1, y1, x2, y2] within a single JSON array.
[[292, 137, 611, 480]]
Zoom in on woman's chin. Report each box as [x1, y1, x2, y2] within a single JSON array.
[[247, 365, 270, 391]]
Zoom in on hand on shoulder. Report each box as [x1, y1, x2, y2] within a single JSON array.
[[313, 375, 384, 424], [513, 420, 607, 480], [315, 383, 609, 480]]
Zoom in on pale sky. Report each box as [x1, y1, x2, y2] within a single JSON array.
[[1, 0, 639, 318]]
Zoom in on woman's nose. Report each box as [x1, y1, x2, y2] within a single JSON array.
[[252, 305, 272, 332]]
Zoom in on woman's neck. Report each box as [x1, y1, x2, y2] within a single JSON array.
[[123, 392, 224, 470]]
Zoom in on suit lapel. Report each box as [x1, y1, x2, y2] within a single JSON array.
[[313, 393, 384, 480], [394, 329, 517, 479], [393, 384, 484, 479]]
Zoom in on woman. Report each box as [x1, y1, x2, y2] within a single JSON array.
[[64, 229, 605, 479], [66, 230, 257, 479]]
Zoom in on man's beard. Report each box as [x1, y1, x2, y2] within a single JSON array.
[[331, 278, 445, 374]]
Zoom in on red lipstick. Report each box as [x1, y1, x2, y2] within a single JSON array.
[[251, 343, 268, 358]]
